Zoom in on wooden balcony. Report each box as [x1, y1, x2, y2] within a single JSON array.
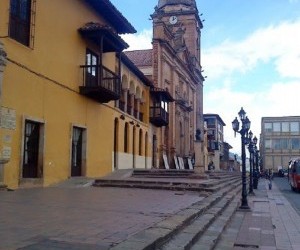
[[150, 106, 169, 127], [80, 65, 121, 103]]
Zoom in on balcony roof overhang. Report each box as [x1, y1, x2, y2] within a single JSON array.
[[150, 87, 174, 102], [79, 23, 129, 52]]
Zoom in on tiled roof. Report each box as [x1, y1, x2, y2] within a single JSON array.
[[121, 53, 153, 87], [124, 49, 153, 67], [84, 0, 136, 34], [79, 22, 115, 32]]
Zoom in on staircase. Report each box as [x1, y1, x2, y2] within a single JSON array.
[[93, 169, 241, 194], [92, 170, 242, 249], [109, 177, 242, 250]]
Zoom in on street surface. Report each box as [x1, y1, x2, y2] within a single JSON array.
[[0, 186, 203, 250], [273, 176, 300, 216]]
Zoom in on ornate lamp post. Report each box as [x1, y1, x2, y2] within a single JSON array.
[[232, 107, 251, 210], [248, 131, 255, 195]]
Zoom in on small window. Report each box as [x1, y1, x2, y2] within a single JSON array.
[[265, 139, 272, 149], [206, 118, 215, 126], [291, 139, 300, 150], [280, 139, 288, 150], [264, 123, 272, 133], [291, 122, 299, 133], [273, 122, 280, 132], [273, 139, 281, 149], [86, 49, 98, 76], [85, 49, 99, 86], [9, 0, 32, 46]]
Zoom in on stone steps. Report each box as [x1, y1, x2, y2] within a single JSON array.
[[132, 169, 195, 175], [157, 184, 241, 250], [109, 180, 242, 250], [190, 195, 240, 250], [93, 175, 240, 193]]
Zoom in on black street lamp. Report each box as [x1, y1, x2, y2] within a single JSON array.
[[232, 107, 251, 210], [247, 131, 255, 195]]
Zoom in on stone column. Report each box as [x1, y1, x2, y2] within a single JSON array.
[[194, 138, 205, 174], [123, 89, 128, 113], [0, 41, 8, 190]]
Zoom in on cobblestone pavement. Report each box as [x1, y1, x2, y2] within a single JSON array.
[[215, 179, 300, 250], [0, 186, 203, 250]]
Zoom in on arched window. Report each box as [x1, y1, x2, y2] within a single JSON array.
[[127, 92, 132, 115]]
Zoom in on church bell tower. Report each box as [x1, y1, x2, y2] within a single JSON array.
[[152, 0, 203, 64], [150, 0, 205, 169]]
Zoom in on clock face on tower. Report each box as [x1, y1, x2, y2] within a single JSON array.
[[169, 16, 178, 24]]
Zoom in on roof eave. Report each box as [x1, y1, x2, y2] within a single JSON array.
[[84, 0, 137, 34]]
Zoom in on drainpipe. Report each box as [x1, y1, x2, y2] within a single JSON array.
[[0, 41, 8, 190]]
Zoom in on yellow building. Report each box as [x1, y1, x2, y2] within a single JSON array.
[[0, 0, 153, 189]]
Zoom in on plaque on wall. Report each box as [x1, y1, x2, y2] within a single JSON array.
[[2, 146, 11, 160], [0, 107, 16, 130]]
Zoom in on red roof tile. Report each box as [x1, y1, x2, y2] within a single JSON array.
[[125, 49, 153, 67]]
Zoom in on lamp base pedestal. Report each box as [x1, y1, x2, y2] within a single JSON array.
[[238, 205, 251, 211]]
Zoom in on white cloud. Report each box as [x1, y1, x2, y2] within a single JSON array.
[[203, 19, 300, 80], [205, 80, 300, 155], [121, 20, 300, 155], [122, 29, 153, 50], [203, 19, 300, 154]]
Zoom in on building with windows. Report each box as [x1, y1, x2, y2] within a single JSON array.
[[203, 114, 226, 170], [126, 0, 206, 169], [0, 0, 158, 188], [0, 0, 207, 189], [260, 116, 300, 172]]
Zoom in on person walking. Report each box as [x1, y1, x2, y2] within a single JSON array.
[[268, 169, 273, 190]]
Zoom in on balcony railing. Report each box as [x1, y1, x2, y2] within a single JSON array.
[[150, 106, 169, 127], [80, 64, 121, 103]]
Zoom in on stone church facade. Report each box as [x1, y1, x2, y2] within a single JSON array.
[[126, 0, 205, 169]]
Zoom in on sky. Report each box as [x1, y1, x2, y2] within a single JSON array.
[[110, 0, 300, 154]]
